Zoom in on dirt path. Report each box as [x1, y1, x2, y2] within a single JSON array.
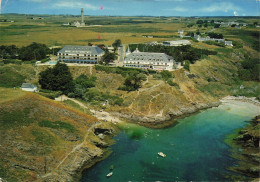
[[41, 121, 102, 179], [55, 95, 123, 123]]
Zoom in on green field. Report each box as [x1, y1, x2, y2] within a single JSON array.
[[1, 14, 258, 48]]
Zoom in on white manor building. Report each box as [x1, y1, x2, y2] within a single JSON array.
[[163, 40, 191, 46], [57, 45, 104, 64], [124, 47, 176, 71]]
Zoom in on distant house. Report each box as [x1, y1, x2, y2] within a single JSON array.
[[225, 41, 233, 46], [21, 83, 38, 92], [163, 40, 191, 46]]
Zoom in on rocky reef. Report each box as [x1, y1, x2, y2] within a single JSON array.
[[112, 101, 220, 128], [227, 115, 260, 180]]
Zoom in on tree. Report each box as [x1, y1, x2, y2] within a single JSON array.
[[214, 24, 220, 28], [19, 42, 50, 61], [196, 20, 204, 24], [160, 70, 172, 81], [39, 62, 74, 94], [184, 60, 190, 71], [119, 73, 147, 91], [112, 39, 121, 52], [101, 51, 117, 65]]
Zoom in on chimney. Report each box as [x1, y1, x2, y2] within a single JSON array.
[[81, 8, 84, 24]]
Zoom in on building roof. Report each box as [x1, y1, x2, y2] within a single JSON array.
[[163, 40, 191, 45], [21, 83, 37, 89], [125, 51, 173, 62], [58, 45, 104, 55], [126, 46, 131, 54]]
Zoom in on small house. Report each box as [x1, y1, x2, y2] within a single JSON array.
[[225, 41, 233, 47], [21, 83, 38, 92]]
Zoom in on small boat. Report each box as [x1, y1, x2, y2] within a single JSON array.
[[106, 172, 113, 177], [158, 152, 166, 157]]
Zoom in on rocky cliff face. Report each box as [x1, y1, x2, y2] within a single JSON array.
[[72, 49, 244, 126], [43, 125, 116, 182], [227, 116, 260, 180], [0, 91, 117, 182]]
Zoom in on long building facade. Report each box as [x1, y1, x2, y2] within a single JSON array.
[[124, 48, 176, 71], [57, 45, 104, 64]]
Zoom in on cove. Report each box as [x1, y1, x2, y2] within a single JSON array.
[[80, 101, 260, 181]]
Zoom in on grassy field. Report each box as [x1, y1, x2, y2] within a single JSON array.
[[0, 88, 106, 181], [2, 15, 258, 47]]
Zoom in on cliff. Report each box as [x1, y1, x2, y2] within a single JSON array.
[[0, 88, 116, 181], [226, 115, 260, 181]]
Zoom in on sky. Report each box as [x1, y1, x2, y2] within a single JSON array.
[[0, 0, 259, 16]]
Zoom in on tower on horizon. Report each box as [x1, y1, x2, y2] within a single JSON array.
[[81, 8, 84, 25]]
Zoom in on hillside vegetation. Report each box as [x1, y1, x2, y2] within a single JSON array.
[[0, 88, 115, 181]]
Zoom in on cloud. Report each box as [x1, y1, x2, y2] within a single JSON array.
[[200, 2, 242, 13], [49, 1, 116, 11], [233, 11, 239, 16], [24, 0, 48, 2], [52, 1, 99, 10], [166, 7, 188, 12]]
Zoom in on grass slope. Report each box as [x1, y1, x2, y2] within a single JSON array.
[[0, 88, 100, 181]]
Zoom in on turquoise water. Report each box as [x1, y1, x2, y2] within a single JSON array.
[[80, 102, 260, 181]]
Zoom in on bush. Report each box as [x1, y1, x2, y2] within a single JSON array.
[[84, 90, 124, 106], [38, 120, 77, 133], [0, 66, 26, 87], [38, 89, 62, 99], [31, 129, 57, 146], [3, 59, 22, 64], [239, 58, 260, 81], [0, 108, 34, 128], [39, 62, 74, 94], [204, 41, 225, 47], [119, 73, 147, 91], [160, 70, 172, 80], [95, 65, 148, 77], [167, 80, 180, 88], [40, 58, 50, 63], [153, 73, 162, 80], [19, 42, 50, 61], [232, 40, 243, 49], [184, 60, 190, 71]]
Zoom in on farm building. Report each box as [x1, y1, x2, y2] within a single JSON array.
[[163, 40, 191, 46], [124, 48, 176, 71], [57, 45, 105, 64], [225, 41, 233, 46], [21, 83, 38, 92]]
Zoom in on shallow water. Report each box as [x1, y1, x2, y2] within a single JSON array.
[[80, 101, 260, 182]]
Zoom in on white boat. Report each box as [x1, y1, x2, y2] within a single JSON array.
[[158, 152, 166, 157], [106, 172, 113, 177]]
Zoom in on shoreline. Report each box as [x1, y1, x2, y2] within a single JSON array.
[[78, 96, 260, 181], [220, 96, 260, 107], [224, 115, 260, 181], [53, 96, 260, 181]]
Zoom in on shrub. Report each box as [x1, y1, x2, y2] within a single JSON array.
[[38, 120, 77, 133], [119, 73, 147, 91], [167, 80, 180, 88], [38, 89, 62, 99], [160, 70, 172, 81], [204, 41, 225, 47], [0, 108, 34, 128], [84, 90, 124, 106], [31, 128, 57, 146], [3, 59, 22, 64], [39, 62, 74, 94], [184, 60, 190, 71], [95, 65, 148, 77]]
